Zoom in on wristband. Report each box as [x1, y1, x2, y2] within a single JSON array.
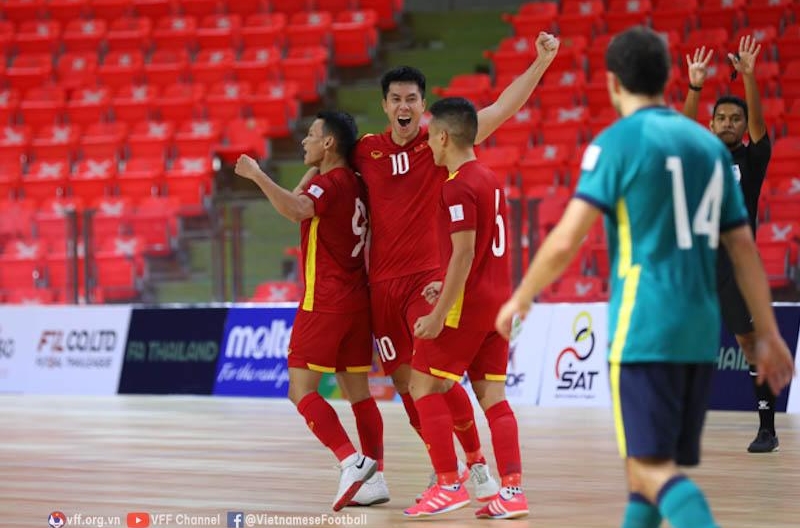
[[688, 84, 703, 92]]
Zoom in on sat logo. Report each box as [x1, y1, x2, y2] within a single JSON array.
[[555, 311, 599, 391]]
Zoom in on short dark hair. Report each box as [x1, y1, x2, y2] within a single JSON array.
[[428, 97, 478, 147], [605, 26, 670, 97], [317, 111, 358, 158], [381, 66, 426, 99], [713, 95, 748, 121]]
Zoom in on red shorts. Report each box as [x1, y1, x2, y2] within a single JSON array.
[[413, 327, 509, 383], [287, 308, 373, 373], [370, 269, 441, 375]]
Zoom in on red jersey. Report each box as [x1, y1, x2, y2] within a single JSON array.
[[438, 160, 511, 330], [351, 127, 448, 283], [299, 166, 369, 314]]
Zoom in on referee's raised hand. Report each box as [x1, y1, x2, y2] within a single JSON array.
[[685, 46, 714, 89], [728, 35, 761, 77]]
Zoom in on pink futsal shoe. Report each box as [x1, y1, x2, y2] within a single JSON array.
[[403, 483, 470, 518], [474, 486, 529, 519]]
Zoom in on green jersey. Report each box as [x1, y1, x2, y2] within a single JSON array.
[[576, 106, 748, 363]]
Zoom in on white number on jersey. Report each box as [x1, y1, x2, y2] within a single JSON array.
[[377, 336, 397, 362], [492, 188, 506, 257], [351, 197, 368, 257], [667, 157, 723, 249], [389, 152, 410, 176]]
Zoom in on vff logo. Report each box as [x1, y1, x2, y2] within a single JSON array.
[[555, 311, 599, 391]]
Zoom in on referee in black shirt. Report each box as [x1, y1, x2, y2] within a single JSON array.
[[683, 36, 776, 452]]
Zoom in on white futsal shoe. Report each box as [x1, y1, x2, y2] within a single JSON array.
[[332, 453, 377, 512], [347, 471, 391, 506]]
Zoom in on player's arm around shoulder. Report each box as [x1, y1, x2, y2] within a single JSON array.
[[234, 154, 315, 223]]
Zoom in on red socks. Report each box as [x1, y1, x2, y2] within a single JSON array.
[[351, 397, 384, 471], [296, 392, 355, 462], [415, 393, 460, 484], [443, 383, 485, 466], [400, 392, 423, 439], [485, 400, 522, 482]]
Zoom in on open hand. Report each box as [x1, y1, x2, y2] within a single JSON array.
[[728, 35, 761, 76], [685, 46, 714, 87]]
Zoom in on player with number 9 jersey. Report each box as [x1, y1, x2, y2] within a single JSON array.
[[297, 168, 370, 314], [289, 166, 372, 372], [575, 105, 748, 365]]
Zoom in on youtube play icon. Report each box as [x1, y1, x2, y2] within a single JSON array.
[[127, 512, 150, 528]]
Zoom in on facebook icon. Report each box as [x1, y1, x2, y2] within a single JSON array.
[[227, 512, 244, 528]]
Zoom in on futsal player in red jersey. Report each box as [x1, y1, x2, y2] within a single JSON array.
[[345, 31, 559, 504], [234, 111, 382, 512], [402, 97, 527, 519]]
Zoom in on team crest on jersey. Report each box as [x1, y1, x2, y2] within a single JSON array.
[[371, 150, 384, 159]]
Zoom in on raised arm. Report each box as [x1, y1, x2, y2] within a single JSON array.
[[729, 35, 767, 143], [721, 225, 794, 394], [234, 154, 315, 223], [495, 198, 600, 338], [475, 32, 559, 144], [682, 47, 714, 120]]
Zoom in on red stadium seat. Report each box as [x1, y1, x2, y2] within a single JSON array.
[[2, 0, 45, 24], [245, 82, 300, 138], [127, 120, 175, 160], [476, 145, 521, 187], [287, 11, 332, 49], [99, 51, 146, 89], [92, 196, 135, 241], [696, 0, 744, 31], [144, 49, 190, 87], [234, 47, 282, 87], [112, 84, 158, 124], [14, 20, 61, 55], [241, 13, 287, 50], [117, 157, 165, 197], [174, 119, 223, 157], [70, 159, 117, 201], [777, 25, 800, 69], [130, 196, 178, 255], [545, 276, 607, 302], [433, 74, 493, 109], [176, 0, 220, 18], [651, 0, 697, 35], [0, 89, 19, 127], [66, 87, 112, 127], [133, 0, 173, 19], [204, 81, 251, 121], [30, 124, 80, 162], [7, 54, 54, 95], [197, 14, 242, 49], [489, 107, 541, 151], [359, 0, 402, 30], [535, 70, 586, 109], [23, 160, 70, 202], [214, 117, 269, 163], [91, 0, 135, 22], [63, 19, 107, 53], [190, 49, 236, 85], [744, 0, 792, 29], [331, 17, 379, 67], [604, 0, 652, 34], [503, 2, 559, 35], [556, 1, 604, 38], [106, 17, 152, 51], [20, 86, 67, 128], [155, 82, 203, 121]]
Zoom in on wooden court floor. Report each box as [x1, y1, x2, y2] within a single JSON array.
[[1, 395, 799, 528]]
